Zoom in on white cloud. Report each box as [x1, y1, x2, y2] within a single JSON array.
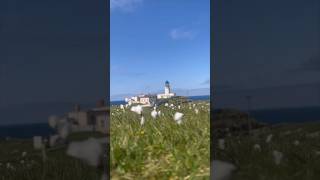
[[201, 78, 210, 85], [170, 28, 196, 40], [111, 0, 143, 12]]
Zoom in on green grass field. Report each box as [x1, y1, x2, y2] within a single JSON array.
[[110, 101, 210, 179], [213, 121, 320, 180], [0, 132, 107, 180]]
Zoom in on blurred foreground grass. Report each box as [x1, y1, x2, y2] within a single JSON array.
[[213, 121, 320, 180], [0, 132, 107, 180], [111, 101, 210, 179]]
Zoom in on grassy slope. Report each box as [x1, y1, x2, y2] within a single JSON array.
[[111, 101, 210, 179], [213, 122, 320, 180], [0, 132, 107, 180]]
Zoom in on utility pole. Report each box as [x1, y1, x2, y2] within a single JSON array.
[[246, 95, 252, 134]]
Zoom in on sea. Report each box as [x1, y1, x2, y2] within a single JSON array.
[[250, 106, 320, 124], [110, 95, 210, 105], [1, 95, 320, 138], [0, 123, 55, 139]]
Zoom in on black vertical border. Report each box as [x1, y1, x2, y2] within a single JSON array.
[[106, 0, 111, 179]]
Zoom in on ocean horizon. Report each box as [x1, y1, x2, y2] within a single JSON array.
[[0, 123, 55, 139], [111, 95, 211, 105]]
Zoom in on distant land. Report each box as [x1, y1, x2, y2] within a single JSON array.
[[211, 106, 320, 125], [111, 88, 210, 101]]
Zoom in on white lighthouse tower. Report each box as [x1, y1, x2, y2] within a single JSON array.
[[157, 80, 176, 99], [165, 80, 171, 95]]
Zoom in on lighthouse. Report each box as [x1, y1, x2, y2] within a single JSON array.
[[165, 80, 171, 95], [157, 81, 176, 99]]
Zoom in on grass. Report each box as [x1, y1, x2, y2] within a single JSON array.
[[213, 121, 320, 180], [0, 132, 107, 180], [110, 101, 210, 179]]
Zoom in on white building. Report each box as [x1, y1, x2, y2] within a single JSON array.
[[126, 94, 156, 106], [125, 96, 138, 104], [157, 81, 176, 99], [125, 81, 175, 106]]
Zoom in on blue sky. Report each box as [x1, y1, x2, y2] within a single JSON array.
[[110, 0, 210, 100]]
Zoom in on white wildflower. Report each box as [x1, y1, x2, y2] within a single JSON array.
[[266, 134, 273, 143], [273, 150, 283, 165], [174, 112, 184, 124], [130, 105, 143, 115], [33, 136, 43, 149], [101, 174, 108, 180], [306, 131, 320, 138], [6, 163, 14, 170], [195, 109, 199, 114], [151, 110, 157, 119], [211, 160, 236, 180], [283, 130, 291, 135], [66, 138, 103, 167], [253, 144, 261, 151], [22, 151, 27, 157], [293, 140, 300, 146], [140, 116, 145, 125]]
